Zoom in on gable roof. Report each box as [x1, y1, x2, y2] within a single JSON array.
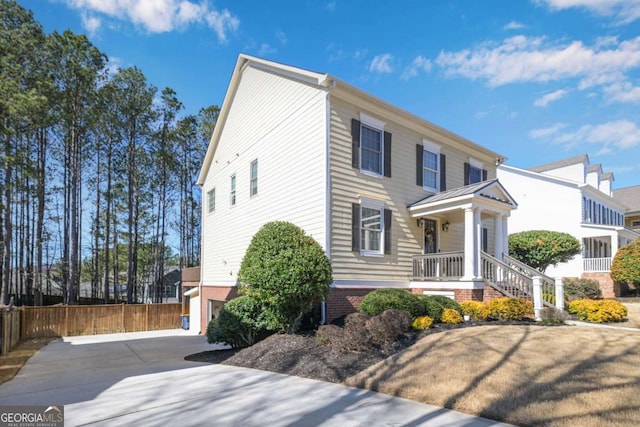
[[587, 164, 602, 173], [197, 54, 506, 186], [408, 179, 517, 217], [612, 185, 640, 212], [528, 154, 589, 173]]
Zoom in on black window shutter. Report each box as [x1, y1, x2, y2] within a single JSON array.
[[416, 144, 423, 187], [464, 162, 470, 185], [482, 227, 488, 252], [384, 208, 392, 254], [482, 169, 488, 181], [352, 203, 360, 252], [351, 119, 360, 169], [383, 131, 392, 177], [440, 154, 446, 191]]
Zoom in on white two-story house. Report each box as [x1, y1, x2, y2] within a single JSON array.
[[191, 54, 543, 333], [498, 154, 639, 297]]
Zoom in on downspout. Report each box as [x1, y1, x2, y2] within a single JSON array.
[[320, 300, 326, 325], [321, 77, 335, 327]]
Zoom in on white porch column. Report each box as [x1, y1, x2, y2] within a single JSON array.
[[494, 214, 504, 260], [463, 207, 476, 280], [611, 232, 619, 256], [502, 215, 509, 256], [474, 209, 482, 279]]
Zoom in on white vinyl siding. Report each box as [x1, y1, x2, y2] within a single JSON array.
[[201, 65, 327, 286]]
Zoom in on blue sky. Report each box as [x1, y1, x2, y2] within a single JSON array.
[[20, 0, 640, 189]]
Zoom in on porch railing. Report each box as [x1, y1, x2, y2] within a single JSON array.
[[412, 251, 464, 280], [583, 257, 611, 272]]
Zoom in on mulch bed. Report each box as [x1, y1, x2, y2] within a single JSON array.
[[185, 319, 538, 383]]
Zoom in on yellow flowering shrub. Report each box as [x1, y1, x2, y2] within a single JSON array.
[[460, 301, 491, 321], [488, 297, 533, 321], [441, 308, 464, 324], [411, 315, 433, 330], [568, 299, 627, 323]]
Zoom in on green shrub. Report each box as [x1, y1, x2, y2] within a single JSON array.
[[412, 316, 434, 330], [540, 307, 569, 326], [417, 295, 444, 322], [206, 295, 266, 348], [365, 309, 411, 345], [508, 230, 581, 273], [238, 221, 332, 333], [359, 289, 423, 317], [488, 297, 533, 321], [568, 299, 628, 323], [563, 278, 602, 301], [441, 308, 464, 324], [460, 301, 491, 321], [611, 239, 640, 294], [428, 295, 463, 315]]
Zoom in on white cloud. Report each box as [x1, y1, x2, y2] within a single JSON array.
[[369, 53, 394, 73], [603, 81, 640, 103], [536, 0, 640, 25], [80, 12, 101, 36], [533, 89, 568, 107], [62, 0, 239, 41], [326, 1, 336, 12], [533, 120, 640, 153], [400, 55, 432, 81], [258, 43, 277, 56], [276, 30, 287, 45], [529, 123, 567, 139], [504, 21, 525, 30], [435, 35, 640, 102]]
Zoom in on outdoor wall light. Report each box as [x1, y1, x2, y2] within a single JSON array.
[[442, 220, 450, 232]]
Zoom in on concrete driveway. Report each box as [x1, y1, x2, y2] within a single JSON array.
[[0, 330, 513, 427]]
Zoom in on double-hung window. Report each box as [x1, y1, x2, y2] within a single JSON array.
[[422, 140, 440, 192], [360, 124, 383, 176], [230, 174, 236, 206], [360, 203, 383, 255], [250, 159, 258, 197], [469, 165, 483, 184], [207, 188, 215, 213]]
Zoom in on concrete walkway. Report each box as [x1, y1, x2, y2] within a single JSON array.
[[0, 330, 513, 427]]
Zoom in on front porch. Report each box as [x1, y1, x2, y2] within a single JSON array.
[[581, 225, 640, 273]]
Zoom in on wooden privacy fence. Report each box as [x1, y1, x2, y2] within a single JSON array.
[[1, 310, 21, 355], [21, 303, 182, 339]]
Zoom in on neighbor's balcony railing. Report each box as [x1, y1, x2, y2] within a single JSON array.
[[583, 257, 611, 272], [412, 251, 464, 280]]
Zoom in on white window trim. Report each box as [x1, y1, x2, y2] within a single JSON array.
[[468, 157, 483, 184], [359, 113, 385, 178], [230, 174, 237, 207], [359, 198, 385, 257], [250, 159, 258, 197], [207, 188, 215, 214], [422, 139, 441, 193]]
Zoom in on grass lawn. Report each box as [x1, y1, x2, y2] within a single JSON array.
[[0, 337, 53, 385], [623, 303, 640, 328], [345, 324, 640, 427]]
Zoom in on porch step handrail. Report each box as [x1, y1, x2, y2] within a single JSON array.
[[502, 253, 555, 283], [481, 252, 555, 307]]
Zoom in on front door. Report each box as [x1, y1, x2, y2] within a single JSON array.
[[423, 219, 437, 254]]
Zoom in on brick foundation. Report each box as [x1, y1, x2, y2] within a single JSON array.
[[581, 273, 618, 298], [483, 285, 507, 303], [325, 288, 376, 323]]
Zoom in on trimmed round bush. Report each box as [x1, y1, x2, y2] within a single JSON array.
[[359, 289, 423, 317], [488, 297, 533, 321], [238, 221, 332, 333], [412, 316, 434, 330], [508, 230, 581, 273], [206, 295, 266, 348], [563, 278, 602, 301], [460, 301, 491, 321], [428, 295, 463, 315], [441, 308, 464, 324], [568, 299, 628, 323], [611, 239, 640, 294]]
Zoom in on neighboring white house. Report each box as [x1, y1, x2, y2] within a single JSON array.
[[498, 154, 639, 297], [193, 54, 548, 334]]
